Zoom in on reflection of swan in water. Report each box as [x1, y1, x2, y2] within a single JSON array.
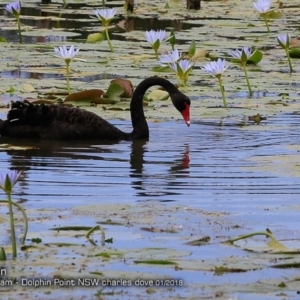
[[2, 138, 122, 162], [129, 141, 190, 199], [2, 137, 190, 203], [169, 145, 190, 173]]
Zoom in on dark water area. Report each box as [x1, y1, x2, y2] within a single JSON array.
[[1, 4, 199, 42]]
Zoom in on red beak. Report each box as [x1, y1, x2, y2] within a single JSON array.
[[181, 103, 190, 127]]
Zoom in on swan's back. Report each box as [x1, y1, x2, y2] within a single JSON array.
[[0, 101, 127, 140]]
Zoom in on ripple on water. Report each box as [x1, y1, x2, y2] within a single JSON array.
[[0, 115, 300, 299]]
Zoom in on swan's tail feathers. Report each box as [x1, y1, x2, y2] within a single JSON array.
[[8, 100, 54, 126], [0, 101, 56, 138]]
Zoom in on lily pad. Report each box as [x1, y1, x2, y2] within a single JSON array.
[[86, 32, 104, 43], [248, 49, 263, 64], [105, 81, 127, 100], [289, 48, 300, 59], [264, 10, 282, 20], [64, 89, 105, 103], [146, 90, 169, 101], [109, 78, 133, 98], [22, 83, 35, 92]]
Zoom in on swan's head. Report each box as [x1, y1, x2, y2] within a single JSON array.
[[172, 93, 191, 127]]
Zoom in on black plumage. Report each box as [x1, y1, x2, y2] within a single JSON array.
[[0, 77, 191, 141]]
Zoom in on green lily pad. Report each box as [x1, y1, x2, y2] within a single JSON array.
[[146, 90, 169, 101], [105, 81, 126, 100], [109, 78, 133, 98], [289, 48, 300, 59], [264, 10, 282, 19], [86, 32, 104, 43], [247, 49, 263, 64]]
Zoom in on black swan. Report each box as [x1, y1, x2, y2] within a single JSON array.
[[0, 77, 191, 140]]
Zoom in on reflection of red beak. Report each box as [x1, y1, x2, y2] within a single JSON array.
[[182, 152, 190, 168], [181, 103, 190, 127]]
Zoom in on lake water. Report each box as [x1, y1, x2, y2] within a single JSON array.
[[1, 115, 300, 299], [1, 0, 300, 298]]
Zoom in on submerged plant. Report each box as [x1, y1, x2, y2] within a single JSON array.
[[144, 30, 166, 59], [253, 0, 273, 33], [202, 58, 229, 108], [5, 1, 22, 43], [93, 8, 117, 52], [54, 45, 82, 95], [229, 47, 254, 96], [0, 170, 21, 258], [277, 34, 293, 73]]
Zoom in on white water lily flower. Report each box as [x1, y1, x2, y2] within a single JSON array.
[[93, 8, 117, 22], [202, 59, 229, 107], [277, 33, 293, 73], [53, 45, 83, 94], [202, 58, 229, 77], [92, 8, 117, 52], [277, 33, 290, 48], [169, 59, 194, 87], [144, 30, 166, 46], [229, 47, 252, 60], [170, 59, 194, 73], [54, 45, 80, 61], [0, 170, 21, 193], [229, 47, 254, 96], [253, 0, 272, 13], [158, 49, 181, 64], [5, 1, 21, 15]]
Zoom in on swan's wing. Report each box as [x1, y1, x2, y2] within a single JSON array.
[[0, 101, 127, 140]]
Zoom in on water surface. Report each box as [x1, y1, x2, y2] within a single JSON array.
[[1, 116, 300, 299]]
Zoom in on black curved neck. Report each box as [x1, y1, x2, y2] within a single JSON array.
[[130, 77, 178, 139]]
